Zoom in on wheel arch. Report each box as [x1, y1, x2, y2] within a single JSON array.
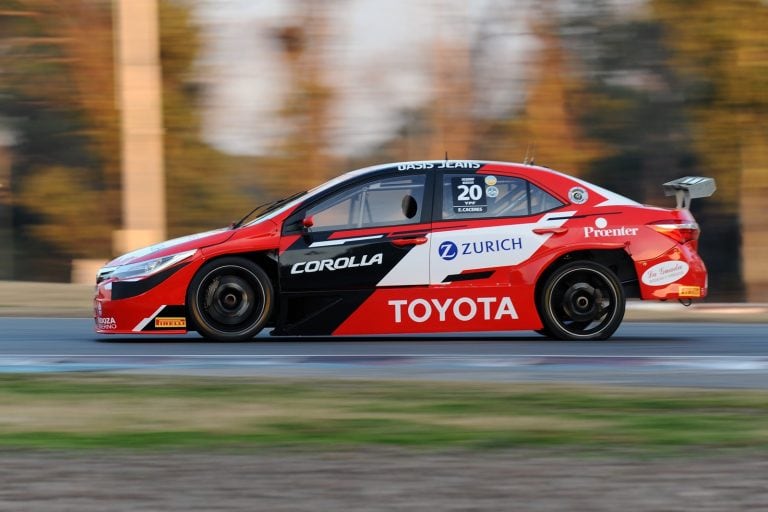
[[535, 248, 639, 308], [185, 250, 280, 331], [534, 252, 630, 341]]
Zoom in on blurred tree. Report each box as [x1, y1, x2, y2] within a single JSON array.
[[0, 124, 14, 279], [267, 1, 337, 194], [560, 3, 743, 299], [0, 0, 118, 266], [0, 0, 254, 280], [428, 11, 474, 161], [420, 2, 607, 173], [513, 20, 608, 175], [158, 0, 254, 235], [560, 8, 697, 202], [650, 0, 768, 300]]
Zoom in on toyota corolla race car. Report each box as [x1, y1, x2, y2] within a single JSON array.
[[94, 160, 715, 341]]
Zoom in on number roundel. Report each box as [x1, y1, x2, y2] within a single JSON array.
[[457, 184, 483, 201]]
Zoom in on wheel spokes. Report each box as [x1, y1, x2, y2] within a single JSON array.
[[553, 270, 616, 336], [198, 270, 262, 331]]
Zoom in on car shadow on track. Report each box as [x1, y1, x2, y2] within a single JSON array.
[[93, 333, 691, 344]]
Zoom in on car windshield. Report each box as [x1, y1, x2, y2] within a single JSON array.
[[236, 190, 307, 228], [238, 165, 388, 228]]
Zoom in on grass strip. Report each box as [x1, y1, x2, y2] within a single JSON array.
[[0, 374, 766, 451]]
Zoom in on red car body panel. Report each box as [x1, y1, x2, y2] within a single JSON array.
[[94, 160, 711, 338]]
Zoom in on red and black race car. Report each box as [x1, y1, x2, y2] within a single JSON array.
[[94, 160, 715, 341]]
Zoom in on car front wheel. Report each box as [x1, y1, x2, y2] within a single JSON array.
[[538, 260, 625, 341], [187, 257, 274, 341]]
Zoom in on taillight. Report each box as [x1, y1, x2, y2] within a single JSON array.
[[648, 221, 700, 245]]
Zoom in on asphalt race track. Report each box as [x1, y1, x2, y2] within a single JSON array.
[[1, 318, 767, 388]]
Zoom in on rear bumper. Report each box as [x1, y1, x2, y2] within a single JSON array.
[[636, 243, 707, 300]]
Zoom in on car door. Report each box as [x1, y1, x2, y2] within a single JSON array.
[[333, 170, 569, 335], [275, 171, 433, 333], [430, 170, 567, 286]]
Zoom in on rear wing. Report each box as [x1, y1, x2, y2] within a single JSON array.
[[662, 177, 716, 209]]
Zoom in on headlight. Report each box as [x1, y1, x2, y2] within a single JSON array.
[[107, 249, 197, 281]]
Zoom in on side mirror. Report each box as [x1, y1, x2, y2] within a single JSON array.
[[302, 216, 314, 230]]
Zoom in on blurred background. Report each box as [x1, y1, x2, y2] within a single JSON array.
[[0, 0, 765, 300]]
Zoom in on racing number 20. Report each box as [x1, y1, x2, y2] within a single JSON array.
[[457, 184, 483, 201]]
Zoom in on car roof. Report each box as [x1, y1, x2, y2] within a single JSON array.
[[254, 160, 639, 225], [328, 160, 574, 182]]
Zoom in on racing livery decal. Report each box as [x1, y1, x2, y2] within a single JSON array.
[[335, 287, 541, 335], [451, 176, 488, 214], [133, 305, 187, 332], [154, 317, 186, 329], [678, 286, 701, 298], [397, 161, 482, 170], [437, 238, 524, 261], [583, 217, 638, 238], [388, 296, 518, 323], [641, 261, 690, 286], [96, 316, 117, 330], [427, 211, 576, 285], [569, 186, 589, 204], [290, 253, 383, 274]]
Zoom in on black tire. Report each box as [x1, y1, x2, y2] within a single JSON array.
[[187, 257, 274, 341], [538, 260, 625, 341]]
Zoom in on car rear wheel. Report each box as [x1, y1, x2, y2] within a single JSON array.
[[187, 257, 273, 341], [538, 260, 625, 341]]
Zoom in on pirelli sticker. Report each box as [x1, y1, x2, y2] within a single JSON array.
[[678, 286, 701, 298], [154, 317, 186, 329]]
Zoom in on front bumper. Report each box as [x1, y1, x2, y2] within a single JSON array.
[[94, 261, 200, 335]]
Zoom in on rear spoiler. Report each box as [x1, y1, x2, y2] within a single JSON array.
[[662, 177, 716, 209]]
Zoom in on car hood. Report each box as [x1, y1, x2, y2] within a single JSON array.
[[106, 228, 235, 267]]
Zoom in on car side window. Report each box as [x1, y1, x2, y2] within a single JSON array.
[[528, 182, 564, 214], [307, 175, 426, 231], [441, 174, 563, 220]]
